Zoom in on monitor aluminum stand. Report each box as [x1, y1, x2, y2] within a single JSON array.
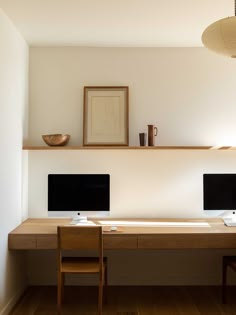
[[222, 211, 236, 226], [71, 212, 88, 224]]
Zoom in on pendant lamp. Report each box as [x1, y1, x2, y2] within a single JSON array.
[[202, 0, 236, 58]]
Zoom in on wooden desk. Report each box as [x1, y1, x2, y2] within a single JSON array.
[[8, 217, 236, 250]]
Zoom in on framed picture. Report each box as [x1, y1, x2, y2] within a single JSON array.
[[83, 86, 129, 146]]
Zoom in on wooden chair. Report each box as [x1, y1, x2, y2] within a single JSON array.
[[57, 225, 107, 314], [222, 256, 236, 303]]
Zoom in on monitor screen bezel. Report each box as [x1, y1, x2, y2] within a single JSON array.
[[47, 174, 110, 218], [203, 173, 236, 212]]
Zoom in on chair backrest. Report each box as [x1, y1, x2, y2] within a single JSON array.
[[57, 225, 103, 254]]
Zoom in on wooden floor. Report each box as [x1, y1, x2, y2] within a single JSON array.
[[9, 285, 236, 315]]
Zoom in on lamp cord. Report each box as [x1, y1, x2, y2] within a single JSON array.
[[235, 0, 236, 16]]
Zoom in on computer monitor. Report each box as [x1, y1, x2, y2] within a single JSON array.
[[48, 174, 110, 221], [203, 173, 236, 217]]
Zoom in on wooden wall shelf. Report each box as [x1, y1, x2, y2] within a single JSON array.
[[23, 145, 235, 151]]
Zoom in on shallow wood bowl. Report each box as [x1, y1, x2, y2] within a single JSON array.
[[42, 134, 70, 146]]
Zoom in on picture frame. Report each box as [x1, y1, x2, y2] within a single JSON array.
[[83, 86, 129, 146]]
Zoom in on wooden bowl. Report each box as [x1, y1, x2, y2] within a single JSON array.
[[42, 134, 70, 146]]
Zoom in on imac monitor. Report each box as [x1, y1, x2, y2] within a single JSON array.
[[48, 174, 110, 221], [203, 174, 236, 217]]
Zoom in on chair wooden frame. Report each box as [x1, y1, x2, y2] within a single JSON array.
[[222, 256, 236, 303], [57, 225, 107, 314]]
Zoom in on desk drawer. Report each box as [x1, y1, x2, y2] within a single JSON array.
[[36, 235, 57, 249], [138, 234, 236, 249], [104, 235, 137, 249], [8, 235, 36, 249], [138, 235, 213, 249]]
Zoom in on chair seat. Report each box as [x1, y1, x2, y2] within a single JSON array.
[[61, 257, 107, 273]]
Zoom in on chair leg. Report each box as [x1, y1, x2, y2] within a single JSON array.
[[57, 272, 64, 314], [61, 273, 65, 302], [98, 279, 103, 315], [222, 257, 228, 304], [104, 265, 108, 304]]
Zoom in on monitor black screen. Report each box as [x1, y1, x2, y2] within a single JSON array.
[[48, 174, 110, 211], [203, 174, 236, 210]]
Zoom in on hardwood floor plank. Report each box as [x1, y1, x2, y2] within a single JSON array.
[[172, 286, 201, 315], [147, 286, 180, 315], [10, 286, 44, 315], [8, 286, 236, 315], [187, 286, 223, 315]]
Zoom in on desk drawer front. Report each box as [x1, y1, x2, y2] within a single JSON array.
[[138, 234, 236, 249], [139, 235, 190, 249], [8, 235, 36, 249], [203, 235, 236, 249], [138, 235, 220, 249], [104, 235, 137, 249], [36, 235, 57, 249]]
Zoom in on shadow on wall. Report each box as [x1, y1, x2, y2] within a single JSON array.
[[0, 247, 27, 314]]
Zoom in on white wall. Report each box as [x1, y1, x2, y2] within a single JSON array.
[[29, 47, 236, 146], [28, 149, 236, 218], [26, 47, 236, 285], [28, 46, 236, 219], [0, 9, 28, 315]]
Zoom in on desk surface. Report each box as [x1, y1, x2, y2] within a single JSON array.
[[8, 217, 236, 250]]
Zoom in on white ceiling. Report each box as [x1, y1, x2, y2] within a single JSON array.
[[0, 0, 234, 46]]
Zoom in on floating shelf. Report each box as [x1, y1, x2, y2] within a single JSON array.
[[22, 145, 235, 151]]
